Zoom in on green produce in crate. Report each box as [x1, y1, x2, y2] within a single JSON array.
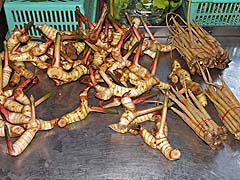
[[152, 0, 169, 9], [110, 0, 182, 24], [111, 0, 129, 19]]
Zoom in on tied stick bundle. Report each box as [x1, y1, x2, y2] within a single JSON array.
[[202, 69, 240, 140], [166, 11, 229, 75], [169, 87, 227, 150]]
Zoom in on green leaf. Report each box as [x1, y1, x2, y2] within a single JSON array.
[[136, 2, 144, 10], [112, 0, 129, 19], [169, 0, 182, 12], [121, 0, 129, 9], [153, 0, 169, 9]]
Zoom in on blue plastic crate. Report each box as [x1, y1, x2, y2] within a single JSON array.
[[4, 0, 97, 36], [183, 0, 240, 26]]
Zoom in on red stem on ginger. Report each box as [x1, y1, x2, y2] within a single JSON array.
[[117, 29, 131, 50], [16, 76, 38, 92], [104, 19, 109, 37], [4, 125, 15, 155], [84, 40, 102, 52], [89, 67, 97, 87], [3, 41, 9, 69], [98, 67, 114, 87], [22, 21, 34, 34], [76, 6, 83, 30], [89, 106, 118, 114], [75, 6, 93, 29], [123, 39, 142, 61], [125, 12, 142, 40], [140, 16, 155, 41], [82, 47, 91, 65], [0, 104, 10, 121], [132, 91, 159, 105], [132, 40, 142, 65], [108, 14, 124, 34], [89, 5, 108, 43], [150, 50, 160, 76]]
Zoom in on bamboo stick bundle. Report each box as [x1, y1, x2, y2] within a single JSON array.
[[201, 69, 240, 140], [169, 86, 227, 150], [166, 12, 229, 75]]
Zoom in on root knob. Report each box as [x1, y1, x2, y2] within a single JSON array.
[[169, 149, 181, 160], [57, 118, 67, 128]]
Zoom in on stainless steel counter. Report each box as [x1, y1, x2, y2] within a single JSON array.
[[0, 26, 240, 180]]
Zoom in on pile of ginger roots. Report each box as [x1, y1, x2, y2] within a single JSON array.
[[0, 5, 239, 161]]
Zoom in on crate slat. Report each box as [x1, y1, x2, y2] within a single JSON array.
[[183, 0, 240, 26], [4, 0, 97, 36]]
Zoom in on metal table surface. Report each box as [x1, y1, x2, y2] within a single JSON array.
[[0, 26, 240, 180]]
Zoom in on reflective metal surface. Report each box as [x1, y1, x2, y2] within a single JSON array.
[[0, 26, 240, 180]]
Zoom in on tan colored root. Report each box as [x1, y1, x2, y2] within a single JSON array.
[[166, 12, 229, 75], [170, 86, 226, 149]]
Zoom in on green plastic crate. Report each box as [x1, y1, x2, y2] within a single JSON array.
[[183, 0, 240, 26], [4, 0, 97, 36]]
